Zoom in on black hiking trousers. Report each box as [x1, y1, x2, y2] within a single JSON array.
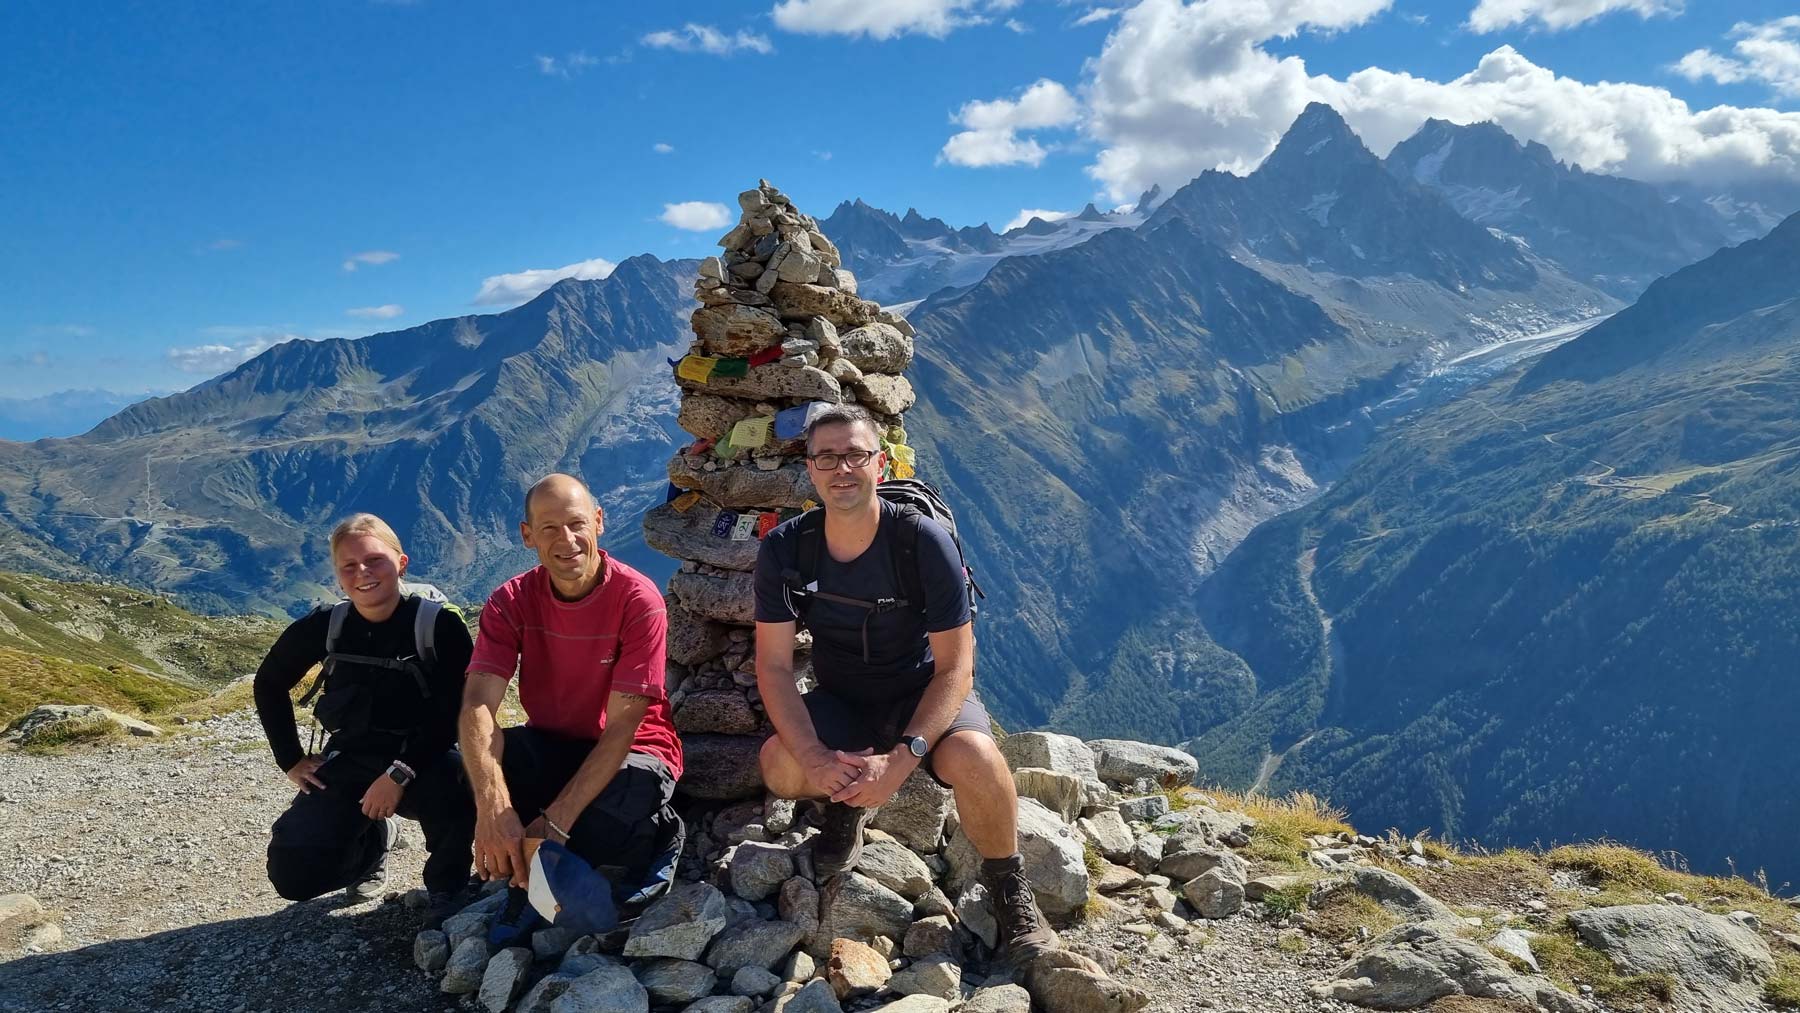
[[266, 747, 474, 900]]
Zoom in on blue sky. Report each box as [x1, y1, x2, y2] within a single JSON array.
[[2, 0, 1796, 409]]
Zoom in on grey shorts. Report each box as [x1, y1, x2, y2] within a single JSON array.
[[802, 685, 993, 787]]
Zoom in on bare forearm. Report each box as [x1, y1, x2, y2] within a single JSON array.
[[544, 724, 638, 830], [459, 706, 511, 814], [758, 661, 824, 758]]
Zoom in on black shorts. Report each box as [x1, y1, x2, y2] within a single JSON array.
[[803, 685, 993, 787]]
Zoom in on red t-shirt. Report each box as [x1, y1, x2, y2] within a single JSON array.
[[467, 555, 683, 780]]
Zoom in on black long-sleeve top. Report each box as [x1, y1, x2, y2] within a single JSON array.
[[254, 597, 472, 773]]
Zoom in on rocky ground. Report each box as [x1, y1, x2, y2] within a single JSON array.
[[2, 708, 1794, 1013]]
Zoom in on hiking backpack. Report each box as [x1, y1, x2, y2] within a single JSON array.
[[780, 479, 985, 659], [296, 582, 453, 714]]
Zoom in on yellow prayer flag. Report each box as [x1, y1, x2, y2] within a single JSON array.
[[729, 415, 773, 450], [677, 354, 719, 383], [671, 491, 701, 513]]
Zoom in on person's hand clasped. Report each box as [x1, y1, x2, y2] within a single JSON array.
[[829, 748, 911, 808], [360, 776, 404, 820], [475, 806, 529, 887], [803, 745, 870, 799], [285, 755, 328, 794]]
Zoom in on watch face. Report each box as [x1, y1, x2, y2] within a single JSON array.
[[909, 736, 927, 757]]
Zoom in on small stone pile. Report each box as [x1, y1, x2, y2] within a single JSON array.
[[642, 179, 921, 804]]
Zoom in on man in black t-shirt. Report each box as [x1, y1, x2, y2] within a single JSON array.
[[753, 404, 1055, 966]]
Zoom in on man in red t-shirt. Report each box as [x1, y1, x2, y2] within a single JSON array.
[[459, 473, 684, 943]]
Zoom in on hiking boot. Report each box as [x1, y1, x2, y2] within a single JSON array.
[[486, 886, 542, 948], [347, 816, 400, 901], [811, 801, 873, 881], [984, 855, 1056, 967]]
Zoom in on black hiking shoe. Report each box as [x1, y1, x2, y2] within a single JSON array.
[[984, 855, 1056, 967], [811, 801, 873, 881], [348, 816, 400, 901]]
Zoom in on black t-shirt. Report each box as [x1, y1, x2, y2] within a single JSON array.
[[753, 501, 971, 703], [253, 596, 473, 772]]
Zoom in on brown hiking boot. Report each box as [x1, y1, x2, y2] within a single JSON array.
[[984, 856, 1056, 966], [811, 801, 873, 881]]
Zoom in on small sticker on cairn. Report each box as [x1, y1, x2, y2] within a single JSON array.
[[645, 179, 919, 802]]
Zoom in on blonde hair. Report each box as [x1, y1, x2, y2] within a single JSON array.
[[328, 513, 405, 561]]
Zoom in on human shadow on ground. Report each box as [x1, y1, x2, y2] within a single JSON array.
[[0, 892, 456, 1013]]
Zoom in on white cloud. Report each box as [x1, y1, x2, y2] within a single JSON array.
[[653, 142, 676, 154], [1006, 18, 1030, 32], [342, 250, 399, 272], [1004, 207, 1074, 231], [642, 23, 774, 55], [814, 150, 834, 160], [536, 51, 598, 78], [347, 304, 405, 320], [1064, 0, 1800, 202], [472, 257, 617, 306], [659, 201, 735, 231], [771, 0, 1021, 39], [1074, 7, 1120, 26], [1466, 0, 1680, 33], [165, 334, 291, 374], [1673, 17, 1800, 100], [940, 78, 1080, 167]]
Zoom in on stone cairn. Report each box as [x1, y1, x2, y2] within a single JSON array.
[[642, 179, 921, 806]]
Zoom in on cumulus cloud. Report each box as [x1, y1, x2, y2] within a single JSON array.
[[1466, 0, 1680, 33], [165, 334, 291, 374], [653, 142, 676, 154], [347, 304, 404, 320], [1003, 207, 1074, 231], [771, 0, 1021, 39], [660, 201, 735, 231], [342, 250, 399, 272], [940, 79, 1080, 167], [1059, 0, 1800, 201], [536, 51, 598, 78], [642, 23, 774, 55], [1674, 17, 1800, 99], [472, 257, 616, 306]]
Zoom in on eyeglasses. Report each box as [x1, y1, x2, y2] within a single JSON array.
[[806, 449, 877, 471]]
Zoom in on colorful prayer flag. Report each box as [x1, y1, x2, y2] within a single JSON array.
[[676, 355, 719, 383], [748, 345, 784, 367], [730, 415, 773, 450], [671, 491, 701, 514], [730, 514, 758, 541], [756, 512, 780, 539], [712, 357, 749, 379], [664, 482, 684, 503], [711, 512, 737, 538]]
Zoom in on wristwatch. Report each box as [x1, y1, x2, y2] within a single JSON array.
[[902, 735, 929, 759], [386, 761, 416, 786]]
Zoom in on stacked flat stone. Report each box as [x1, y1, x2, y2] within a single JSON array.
[[643, 180, 920, 802]]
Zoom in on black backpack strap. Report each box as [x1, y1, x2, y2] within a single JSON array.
[[886, 504, 927, 617], [780, 509, 827, 617], [297, 601, 353, 707]]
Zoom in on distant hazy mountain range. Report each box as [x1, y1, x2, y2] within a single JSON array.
[[0, 389, 156, 442], [0, 106, 1795, 876]]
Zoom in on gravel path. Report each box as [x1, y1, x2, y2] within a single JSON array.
[[0, 713, 454, 1013]]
